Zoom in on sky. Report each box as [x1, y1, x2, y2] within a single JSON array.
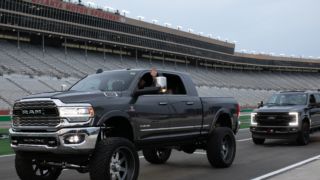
[[83, 0, 320, 58]]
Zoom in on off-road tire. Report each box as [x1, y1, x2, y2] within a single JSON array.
[[142, 148, 172, 164], [15, 152, 62, 180], [252, 137, 265, 145], [296, 121, 310, 145], [206, 127, 236, 168], [89, 137, 139, 180]]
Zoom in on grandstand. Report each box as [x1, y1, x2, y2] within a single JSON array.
[[0, 0, 320, 109]]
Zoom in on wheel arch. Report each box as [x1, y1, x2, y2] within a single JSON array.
[[97, 111, 135, 142], [210, 109, 233, 133], [301, 117, 311, 130]]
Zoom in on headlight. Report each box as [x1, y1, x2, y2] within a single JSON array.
[[58, 106, 94, 122], [251, 113, 257, 126], [289, 112, 299, 126]]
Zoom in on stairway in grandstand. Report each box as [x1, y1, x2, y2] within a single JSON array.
[[1, 39, 320, 108]]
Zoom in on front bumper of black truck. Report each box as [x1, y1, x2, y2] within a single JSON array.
[[10, 98, 100, 154], [9, 127, 100, 154], [250, 126, 299, 139]]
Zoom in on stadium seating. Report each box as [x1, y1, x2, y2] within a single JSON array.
[[1, 39, 320, 108], [0, 99, 10, 109]]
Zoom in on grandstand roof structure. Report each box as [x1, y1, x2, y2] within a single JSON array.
[[1, 0, 320, 109], [0, 0, 319, 72]]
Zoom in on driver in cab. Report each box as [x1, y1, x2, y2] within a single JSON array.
[[138, 67, 158, 89]]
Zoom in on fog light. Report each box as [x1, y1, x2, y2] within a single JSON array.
[[11, 139, 18, 145], [64, 134, 85, 144]]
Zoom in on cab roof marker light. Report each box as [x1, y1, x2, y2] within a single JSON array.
[[289, 112, 299, 126]]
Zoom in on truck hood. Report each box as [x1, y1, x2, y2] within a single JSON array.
[[256, 105, 305, 113], [22, 91, 122, 104]]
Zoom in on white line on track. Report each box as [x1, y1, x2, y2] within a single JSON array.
[[252, 154, 320, 180], [0, 154, 15, 158], [237, 138, 252, 142]]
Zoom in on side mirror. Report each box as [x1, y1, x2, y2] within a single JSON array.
[[156, 76, 167, 93], [134, 87, 160, 97], [257, 101, 264, 108], [309, 102, 317, 107], [61, 84, 67, 91]]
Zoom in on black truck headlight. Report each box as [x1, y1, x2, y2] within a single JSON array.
[[289, 112, 299, 126], [251, 113, 257, 126], [58, 106, 94, 122]]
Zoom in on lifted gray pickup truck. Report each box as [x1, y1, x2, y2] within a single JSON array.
[[251, 91, 320, 145], [10, 69, 239, 180]]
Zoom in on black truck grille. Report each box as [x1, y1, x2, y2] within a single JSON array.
[[256, 113, 293, 126], [12, 101, 60, 127]]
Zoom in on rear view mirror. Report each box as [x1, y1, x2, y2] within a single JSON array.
[[156, 76, 167, 93], [309, 102, 317, 107], [257, 101, 264, 108]]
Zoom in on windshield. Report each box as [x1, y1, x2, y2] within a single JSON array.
[[266, 93, 307, 106], [70, 71, 138, 92]]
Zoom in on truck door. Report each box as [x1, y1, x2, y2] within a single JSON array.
[[165, 73, 203, 136], [133, 95, 170, 140], [131, 72, 171, 141]]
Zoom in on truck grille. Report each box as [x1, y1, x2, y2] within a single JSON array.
[[256, 112, 293, 126], [12, 101, 60, 127]]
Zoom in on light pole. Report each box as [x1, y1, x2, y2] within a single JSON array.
[[164, 23, 171, 28], [121, 10, 130, 17], [137, 16, 145, 21], [104, 6, 114, 12], [188, 28, 194, 33], [85, 2, 96, 8]]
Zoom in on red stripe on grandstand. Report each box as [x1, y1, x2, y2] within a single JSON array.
[[0, 110, 10, 115], [31, 0, 123, 22]]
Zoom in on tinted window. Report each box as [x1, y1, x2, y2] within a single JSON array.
[[314, 94, 320, 103], [266, 93, 307, 106], [70, 71, 137, 92], [164, 73, 186, 95], [310, 94, 316, 104]]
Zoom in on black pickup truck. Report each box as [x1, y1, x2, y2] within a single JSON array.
[[250, 91, 320, 145], [10, 69, 239, 180]]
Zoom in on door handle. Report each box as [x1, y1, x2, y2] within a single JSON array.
[[186, 101, 194, 105], [159, 102, 168, 105]]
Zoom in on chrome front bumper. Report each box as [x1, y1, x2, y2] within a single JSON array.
[[9, 127, 100, 154]]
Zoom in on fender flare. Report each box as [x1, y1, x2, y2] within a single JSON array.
[[302, 114, 311, 126], [96, 110, 132, 126], [209, 108, 233, 133], [96, 110, 136, 140]]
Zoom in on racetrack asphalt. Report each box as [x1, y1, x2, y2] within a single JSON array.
[[1, 129, 320, 180]]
